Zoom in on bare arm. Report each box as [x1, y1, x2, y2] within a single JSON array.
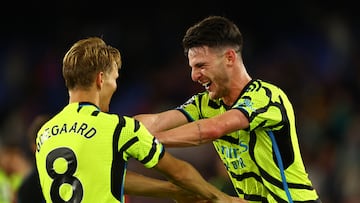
[[134, 110, 188, 133], [155, 109, 249, 147], [154, 152, 247, 203], [125, 171, 201, 202], [125, 170, 182, 197]]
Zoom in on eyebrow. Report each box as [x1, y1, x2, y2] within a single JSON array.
[[193, 62, 206, 68]]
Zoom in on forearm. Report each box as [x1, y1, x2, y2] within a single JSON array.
[[134, 110, 187, 133], [156, 119, 220, 147], [155, 152, 228, 201], [124, 171, 184, 198], [166, 159, 227, 201], [168, 162, 250, 203]]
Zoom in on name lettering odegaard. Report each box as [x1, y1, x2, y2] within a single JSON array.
[[36, 122, 97, 152]]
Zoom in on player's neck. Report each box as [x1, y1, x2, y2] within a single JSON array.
[[222, 65, 251, 106], [68, 89, 100, 107]]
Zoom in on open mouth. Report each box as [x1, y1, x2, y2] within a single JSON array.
[[202, 82, 211, 90]]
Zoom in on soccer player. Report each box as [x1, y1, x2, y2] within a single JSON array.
[[35, 36, 246, 203], [134, 16, 321, 202]]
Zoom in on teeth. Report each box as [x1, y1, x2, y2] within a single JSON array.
[[198, 80, 211, 89], [202, 82, 209, 86], [203, 82, 210, 89]]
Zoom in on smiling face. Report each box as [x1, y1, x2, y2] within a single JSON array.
[[188, 46, 231, 100]]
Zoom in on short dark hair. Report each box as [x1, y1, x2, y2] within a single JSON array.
[[182, 16, 243, 56]]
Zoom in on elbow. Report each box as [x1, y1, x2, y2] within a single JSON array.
[[208, 126, 224, 139], [200, 120, 225, 141]]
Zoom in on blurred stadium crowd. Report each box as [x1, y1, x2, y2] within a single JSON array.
[[0, 2, 358, 203]]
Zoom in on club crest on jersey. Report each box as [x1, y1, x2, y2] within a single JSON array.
[[235, 97, 256, 112]]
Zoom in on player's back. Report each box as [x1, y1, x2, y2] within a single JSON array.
[[35, 102, 124, 203]]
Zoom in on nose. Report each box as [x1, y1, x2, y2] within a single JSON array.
[[191, 67, 201, 82]]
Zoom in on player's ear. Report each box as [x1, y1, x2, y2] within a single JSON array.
[[96, 72, 104, 89], [224, 49, 236, 64]]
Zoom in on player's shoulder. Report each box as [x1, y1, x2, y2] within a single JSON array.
[[100, 112, 137, 126], [245, 79, 283, 92], [97, 110, 120, 120], [93, 111, 130, 129]]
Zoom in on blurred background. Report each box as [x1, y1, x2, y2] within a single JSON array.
[[0, 1, 359, 203]]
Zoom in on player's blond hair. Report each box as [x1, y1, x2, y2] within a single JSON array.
[[62, 37, 121, 90]]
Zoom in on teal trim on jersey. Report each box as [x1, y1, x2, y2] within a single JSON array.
[[177, 80, 320, 202], [120, 162, 127, 203], [176, 108, 194, 122], [267, 130, 293, 203], [78, 102, 100, 110]]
